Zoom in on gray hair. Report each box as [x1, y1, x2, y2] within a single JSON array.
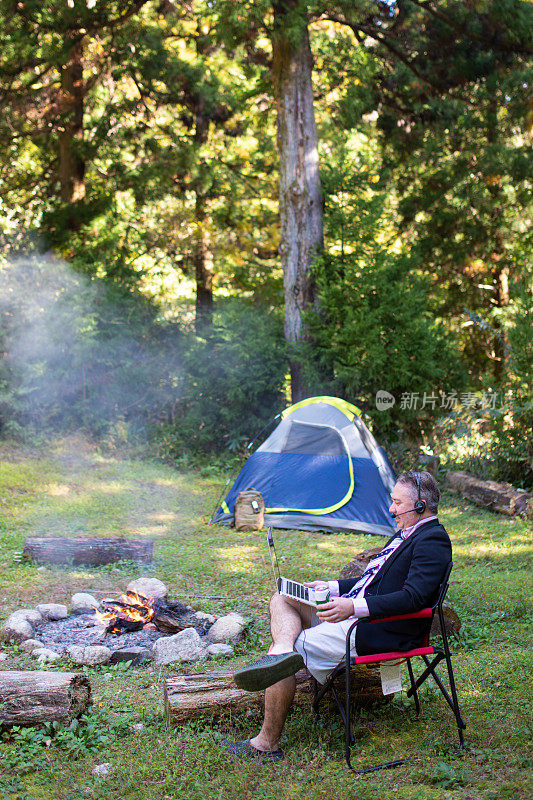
[[396, 470, 440, 513]]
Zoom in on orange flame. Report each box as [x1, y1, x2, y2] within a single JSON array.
[[94, 590, 155, 628]]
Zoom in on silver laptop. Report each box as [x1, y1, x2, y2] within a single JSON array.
[[267, 528, 326, 608]]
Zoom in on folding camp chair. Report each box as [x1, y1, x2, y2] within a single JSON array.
[[312, 562, 466, 772]]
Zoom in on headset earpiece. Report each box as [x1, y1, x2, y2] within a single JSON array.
[[413, 472, 427, 514]]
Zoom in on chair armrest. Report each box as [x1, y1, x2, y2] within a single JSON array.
[[363, 608, 433, 625]]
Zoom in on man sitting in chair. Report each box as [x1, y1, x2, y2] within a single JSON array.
[[222, 470, 452, 761]]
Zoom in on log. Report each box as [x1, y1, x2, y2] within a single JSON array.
[[430, 602, 462, 639], [446, 471, 532, 517], [0, 671, 92, 729], [338, 547, 382, 581], [153, 610, 193, 634], [164, 667, 384, 727], [22, 537, 154, 566]]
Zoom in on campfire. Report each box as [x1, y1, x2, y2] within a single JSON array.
[[95, 590, 155, 634], [94, 591, 192, 636]]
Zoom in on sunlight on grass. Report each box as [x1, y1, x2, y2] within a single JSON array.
[[0, 441, 531, 800], [45, 483, 71, 496], [150, 512, 178, 523]]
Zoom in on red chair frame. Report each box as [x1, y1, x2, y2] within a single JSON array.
[[312, 562, 466, 771]]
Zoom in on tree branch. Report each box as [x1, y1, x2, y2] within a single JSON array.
[[405, 0, 533, 56], [318, 13, 476, 106]]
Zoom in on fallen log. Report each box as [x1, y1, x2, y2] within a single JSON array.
[[430, 602, 462, 639], [165, 667, 384, 727], [445, 471, 532, 517], [22, 537, 154, 566], [0, 671, 92, 729], [338, 547, 382, 581]]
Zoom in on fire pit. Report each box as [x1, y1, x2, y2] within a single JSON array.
[[3, 579, 245, 667], [30, 591, 213, 656]]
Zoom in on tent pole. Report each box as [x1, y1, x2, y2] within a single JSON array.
[[208, 414, 281, 524]]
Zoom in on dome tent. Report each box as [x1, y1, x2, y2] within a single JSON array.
[[212, 396, 397, 536]]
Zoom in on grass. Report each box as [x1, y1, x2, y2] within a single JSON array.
[[0, 435, 532, 800]]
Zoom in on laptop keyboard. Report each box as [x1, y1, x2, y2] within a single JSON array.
[[286, 581, 309, 601]]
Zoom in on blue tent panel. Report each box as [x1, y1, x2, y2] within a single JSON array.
[[224, 452, 352, 513]]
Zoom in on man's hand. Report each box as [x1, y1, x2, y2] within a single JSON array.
[[303, 580, 328, 589], [316, 597, 355, 623]]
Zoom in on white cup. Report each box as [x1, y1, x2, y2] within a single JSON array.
[[314, 587, 331, 605]]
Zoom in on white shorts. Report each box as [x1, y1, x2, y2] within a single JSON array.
[[294, 612, 358, 685]]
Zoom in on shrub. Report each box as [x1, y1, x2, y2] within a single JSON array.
[[305, 250, 465, 441], [154, 299, 287, 456]]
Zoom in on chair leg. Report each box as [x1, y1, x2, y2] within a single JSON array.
[[437, 601, 466, 744], [419, 654, 466, 742], [345, 656, 352, 767], [407, 659, 420, 716], [440, 643, 466, 744]]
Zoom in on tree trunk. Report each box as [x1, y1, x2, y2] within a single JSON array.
[[486, 93, 509, 384], [59, 39, 85, 228], [193, 25, 214, 331], [0, 671, 91, 729], [193, 190, 214, 331], [446, 471, 532, 516], [22, 537, 154, 566], [271, 0, 324, 402], [164, 666, 383, 727]]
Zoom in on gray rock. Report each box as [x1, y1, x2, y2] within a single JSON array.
[[152, 628, 207, 666], [36, 603, 68, 620], [0, 653, 7, 662], [92, 763, 114, 777], [33, 648, 61, 662], [206, 613, 246, 643], [12, 609, 43, 626], [67, 645, 112, 665], [206, 643, 234, 657], [71, 593, 99, 613], [3, 620, 34, 641], [109, 647, 151, 665], [126, 578, 168, 600], [19, 639, 45, 653], [21, 609, 43, 625], [3, 610, 42, 642], [195, 611, 216, 623]]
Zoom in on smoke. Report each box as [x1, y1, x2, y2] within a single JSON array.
[[0, 254, 183, 442]]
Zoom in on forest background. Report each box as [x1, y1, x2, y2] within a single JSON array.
[[0, 0, 531, 488]]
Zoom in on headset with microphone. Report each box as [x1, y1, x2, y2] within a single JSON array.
[[390, 471, 427, 518]]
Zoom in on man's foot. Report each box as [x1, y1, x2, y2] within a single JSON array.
[[233, 652, 304, 692], [221, 738, 284, 761]]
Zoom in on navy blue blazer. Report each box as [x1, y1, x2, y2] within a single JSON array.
[[338, 519, 452, 656]]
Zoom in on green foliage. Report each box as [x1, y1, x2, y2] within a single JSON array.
[[302, 146, 464, 438], [1, 708, 130, 771], [155, 299, 287, 455], [0, 258, 288, 458], [0, 0, 530, 482], [370, 0, 533, 383], [418, 760, 471, 789]]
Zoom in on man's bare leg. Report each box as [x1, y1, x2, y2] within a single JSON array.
[[250, 593, 313, 752]]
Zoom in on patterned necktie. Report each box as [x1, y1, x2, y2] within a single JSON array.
[[344, 530, 409, 599]]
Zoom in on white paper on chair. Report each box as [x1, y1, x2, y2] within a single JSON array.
[[379, 661, 402, 695]]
